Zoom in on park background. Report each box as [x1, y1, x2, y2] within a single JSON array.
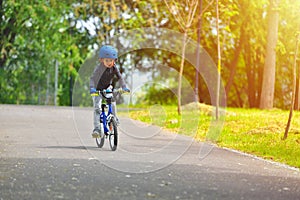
[[1, 0, 300, 110], [1, 0, 300, 167]]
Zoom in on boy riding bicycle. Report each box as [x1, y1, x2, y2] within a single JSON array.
[[90, 45, 130, 138]]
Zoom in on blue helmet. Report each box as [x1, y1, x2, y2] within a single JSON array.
[[99, 45, 118, 59]]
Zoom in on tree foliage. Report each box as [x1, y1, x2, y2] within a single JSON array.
[[1, 0, 300, 109]]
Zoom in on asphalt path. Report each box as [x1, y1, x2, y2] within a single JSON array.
[[1, 105, 300, 200]]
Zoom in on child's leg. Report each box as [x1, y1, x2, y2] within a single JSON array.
[[111, 101, 120, 124], [93, 96, 102, 131], [112, 101, 117, 118]]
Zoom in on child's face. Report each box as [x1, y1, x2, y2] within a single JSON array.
[[101, 58, 115, 68]]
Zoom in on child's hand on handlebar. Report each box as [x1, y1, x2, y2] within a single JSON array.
[[122, 87, 130, 93], [90, 88, 97, 96], [90, 88, 97, 94]]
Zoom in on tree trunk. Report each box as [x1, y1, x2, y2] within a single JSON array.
[[295, 59, 300, 110], [177, 31, 187, 115], [45, 73, 50, 105], [259, 0, 280, 109], [246, 65, 256, 108], [247, 49, 264, 108], [283, 33, 299, 140], [256, 50, 264, 107], [216, 0, 221, 120], [225, 21, 246, 97], [233, 83, 243, 107], [195, 0, 203, 103], [54, 60, 58, 106]]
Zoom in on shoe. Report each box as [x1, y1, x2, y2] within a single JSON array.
[[92, 128, 100, 138]]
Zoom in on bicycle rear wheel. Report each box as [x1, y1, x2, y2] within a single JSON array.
[[108, 118, 118, 151]]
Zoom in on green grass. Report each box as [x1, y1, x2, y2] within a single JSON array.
[[119, 103, 300, 169]]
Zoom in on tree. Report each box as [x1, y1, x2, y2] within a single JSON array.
[[283, 32, 299, 140], [2, 0, 300, 109], [260, 0, 280, 109], [194, 0, 203, 103], [224, 0, 266, 108], [0, 0, 21, 68], [275, 0, 300, 109], [216, 0, 221, 119], [163, 0, 198, 115], [0, 0, 84, 105], [0, 0, 160, 105]]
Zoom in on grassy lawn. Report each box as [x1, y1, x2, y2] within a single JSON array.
[[120, 103, 300, 169]]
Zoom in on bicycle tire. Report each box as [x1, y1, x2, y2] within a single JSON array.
[[95, 126, 105, 148], [108, 118, 118, 151]]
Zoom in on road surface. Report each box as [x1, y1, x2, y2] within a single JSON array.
[[0, 105, 300, 200]]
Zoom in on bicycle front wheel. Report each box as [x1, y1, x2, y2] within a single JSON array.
[[96, 126, 104, 148], [108, 118, 118, 151]]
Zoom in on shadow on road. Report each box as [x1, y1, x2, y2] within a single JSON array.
[[41, 146, 90, 150]]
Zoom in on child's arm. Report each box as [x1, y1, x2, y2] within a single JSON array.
[[90, 67, 99, 89], [115, 66, 126, 89], [90, 65, 106, 89]]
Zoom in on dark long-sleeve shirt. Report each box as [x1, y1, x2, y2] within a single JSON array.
[[90, 63, 126, 90]]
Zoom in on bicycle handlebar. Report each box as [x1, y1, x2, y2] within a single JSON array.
[[91, 88, 130, 97]]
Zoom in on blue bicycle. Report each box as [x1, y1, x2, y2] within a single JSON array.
[[92, 87, 129, 151]]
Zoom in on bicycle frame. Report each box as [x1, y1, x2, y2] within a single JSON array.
[[100, 98, 113, 134], [93, 87, 129, 151]]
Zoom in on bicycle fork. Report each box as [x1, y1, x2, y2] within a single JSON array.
[[100, 102, 114, 134]]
